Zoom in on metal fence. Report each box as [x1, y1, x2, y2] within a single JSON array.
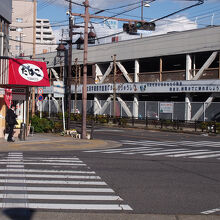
[[38, 99, 220, 122]]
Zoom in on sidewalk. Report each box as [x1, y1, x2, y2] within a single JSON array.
[[0, 133, 121, 152]]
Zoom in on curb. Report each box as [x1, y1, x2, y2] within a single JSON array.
[[0, 211, 219, 220]]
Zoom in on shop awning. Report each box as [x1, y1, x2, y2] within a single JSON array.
[[0, 58, 50, 87]]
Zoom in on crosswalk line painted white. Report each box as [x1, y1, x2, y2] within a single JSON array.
[[9, 203, 133, 211], [143, 149, 191, 156], [0, 162, 86, 166], [23, 157, 79, 160], [0, 169, 96, 174], [0, 179, 107, 185], [0, 152, 132, 212], [0, 186, 114, 193], [0, 194, 122, 201], [103, 147, 159, 154], [190, 153, 220, 159], [167, 150, 213, 157], [6, 165, 24, 168], [123, 149, 164, 155], [122, 140, 176, 147], [0, 173, 101, 179], [0, 159, 84, 163]]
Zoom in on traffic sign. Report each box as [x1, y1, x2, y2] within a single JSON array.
[[38, 88, 43, 95], [38, 95, 44, 101]]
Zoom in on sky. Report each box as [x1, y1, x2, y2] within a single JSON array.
[[36, 0, 220, 43]]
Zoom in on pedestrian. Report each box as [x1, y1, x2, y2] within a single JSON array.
[[6, 104, 17, 142]]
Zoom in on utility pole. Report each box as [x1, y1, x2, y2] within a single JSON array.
[[31, 0, 37, 117], [82, 0, 89, 139], [141, 0, 144, 21], [74, 58, 78, 113], [112, 54, 117, 118], [70, 1, 153, 138], [67, 1, 73, 130]]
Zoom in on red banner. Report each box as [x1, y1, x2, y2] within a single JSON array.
[[4, 89, 12, 108], [8, 58, 50, 87]]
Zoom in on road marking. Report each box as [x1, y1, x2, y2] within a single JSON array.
[[143, 149, 192, 156], [0, 162, 86, 166], [0, 179, 107, 185], [122, 140, 176, 147], [0, 186, 114, 193], [0, 194, 123, 201], [201, 208, 220, 214], [0, 152, 132, 212], [167, 150, 213, 157], [6, 203, 133, 210], [190, 153, 220, 159], [123, 149, 164, 155], [0, 173, 101, 179], [0, 169, 96, 174]]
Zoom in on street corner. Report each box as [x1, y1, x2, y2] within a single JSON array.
[[0, 135, 122, 152]]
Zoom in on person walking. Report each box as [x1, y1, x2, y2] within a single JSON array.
[[6, 104, 17, 142]]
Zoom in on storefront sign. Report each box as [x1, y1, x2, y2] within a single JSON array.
[[8, 58, 50, 87], [4, 89, 12, 108]]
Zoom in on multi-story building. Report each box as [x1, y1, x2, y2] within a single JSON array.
[[0, 0, 12, 137], [9, 0, 56, 57], [39, 25, 220, 122], [0, 0, 12, 56], [9, 0, 34, 57], [36, 18, 56, 54]]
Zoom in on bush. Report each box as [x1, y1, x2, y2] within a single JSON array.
[[54, 121, 63, 133], [30, 115, 54, 133]]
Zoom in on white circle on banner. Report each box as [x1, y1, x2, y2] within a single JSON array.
[[18, 63, 44, 82]]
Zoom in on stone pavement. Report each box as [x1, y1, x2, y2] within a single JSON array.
[[0, 133, 120, 152]]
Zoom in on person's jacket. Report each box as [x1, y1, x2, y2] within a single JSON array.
[[6, 108, 17, 125]]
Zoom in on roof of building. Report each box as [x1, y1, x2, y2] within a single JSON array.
[[40, 25, 220, 67]]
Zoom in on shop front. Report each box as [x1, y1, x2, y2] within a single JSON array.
[[0, 57, 50, 138]]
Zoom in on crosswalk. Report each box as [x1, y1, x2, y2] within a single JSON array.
[[83, 140, 220, 160], [0, 152, 132, 211]]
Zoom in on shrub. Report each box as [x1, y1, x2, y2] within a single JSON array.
[[54, 121, 63, 133], [30, 115, 54, 133]]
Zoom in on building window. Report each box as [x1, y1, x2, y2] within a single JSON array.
[[16, 45, 20, 51], [16, 27, 23, 32], [16, 18, 23, 23]]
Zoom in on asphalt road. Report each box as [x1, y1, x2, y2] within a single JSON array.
[[0, 127, 220, 219], [74, 127, 220, 215]]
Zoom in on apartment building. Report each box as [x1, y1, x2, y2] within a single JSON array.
[[9, 0, 56, 57], [0, 0, 12, 56], [36, 18, 56, 54]]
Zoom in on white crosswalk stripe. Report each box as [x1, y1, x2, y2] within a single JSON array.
[[0, 152, 132, 211], [83, 140, 220, 160]]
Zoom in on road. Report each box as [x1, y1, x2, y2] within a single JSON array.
[[0, 127, 219, 219], [79, 128, 220, 215]]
